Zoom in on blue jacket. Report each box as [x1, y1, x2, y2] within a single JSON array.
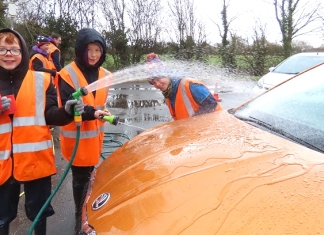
[[168, 78, 217, 116]]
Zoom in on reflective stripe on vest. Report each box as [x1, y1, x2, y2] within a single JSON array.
[[13, 140, 52, 153], [60, 66, 108, 139], [59, 63, 111, 166], [64, 65, 110, 96], [0, 150, 10, 160], [179, 79, 195, 117], [65, 64, 81, 88], [0, 123, 11, 134], [13, 117, 46, 126], [13, 72, 52, 153], [61, 126, 105, 139], [30, 54, 46, 68], [35, 71, 46, 116], [0, 72, 49, 161], [63, 65, 109, 113]]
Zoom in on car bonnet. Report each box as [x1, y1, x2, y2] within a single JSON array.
[[86, 110, 324, 234]]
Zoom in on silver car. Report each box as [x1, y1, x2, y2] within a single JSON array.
[[252, 52, 324, 94]]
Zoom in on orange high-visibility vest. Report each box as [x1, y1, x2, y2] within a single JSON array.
[[165, 78, 222, 120], [30, 53, 58, 85], [29, 54, 55, 71], [48, 42, 61, 64], [48, 42, 60, 85], [57, 62, 112, 166], [0, 71, 55, 185]]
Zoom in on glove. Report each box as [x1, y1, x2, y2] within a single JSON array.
[[0, 96, 11, 111], [50, 70, 57, 77], [65, 99, 84, 116]]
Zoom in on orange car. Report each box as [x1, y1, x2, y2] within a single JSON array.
[[81, 62, 324, 234]]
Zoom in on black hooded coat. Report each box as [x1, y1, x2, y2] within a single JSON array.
[[0, 28, 73, 125], [58, 28, 107, 120], [29, 46, 57, 77]]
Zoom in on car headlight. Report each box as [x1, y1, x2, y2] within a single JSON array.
[[257, 76, 264, 88], [81, 170, 97, 235]]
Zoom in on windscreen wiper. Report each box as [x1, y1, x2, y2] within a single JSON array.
[[272, 128, 324, 154], [235, 115, 324, 154], [235, 115, 273, 129]]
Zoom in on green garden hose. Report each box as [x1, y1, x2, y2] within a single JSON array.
[[27, 126, 81, 235], [27, 129, 130, 234], [100, 132, 130, 161]]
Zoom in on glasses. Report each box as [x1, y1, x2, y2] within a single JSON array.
[[0, 48, 21, 56]]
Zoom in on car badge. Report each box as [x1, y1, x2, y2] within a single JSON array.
[[92, 192, 110, 210]]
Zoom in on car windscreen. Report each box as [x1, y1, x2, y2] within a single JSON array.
[[273, 55, 324, 74], [234, 63, 324, 153]]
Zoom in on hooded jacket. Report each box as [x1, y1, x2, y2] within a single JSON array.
[[0, 29, 29, 97], [48, 37, 62, 71], [58, 28, 107, 120], [0, 28, 74, 184], [0, 28, 72, 125], [57, 28, 111, 166], [29, 45, 57, 77]]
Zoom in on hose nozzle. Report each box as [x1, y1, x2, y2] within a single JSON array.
[[99, 115, 120, 126], [71, 87, 88, 124], [72, 87, 88, 100]]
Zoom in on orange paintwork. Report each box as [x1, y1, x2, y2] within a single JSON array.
[[86, 110, 324, 234]]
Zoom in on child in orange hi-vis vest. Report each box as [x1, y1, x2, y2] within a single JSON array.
[[0, 28, 84, 235], [146, 52, 221, 120]]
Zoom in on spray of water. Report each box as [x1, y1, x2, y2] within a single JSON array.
[[85, 63, 148, 92], [84, 60, 250, 93], [117, 122, 147, 131]]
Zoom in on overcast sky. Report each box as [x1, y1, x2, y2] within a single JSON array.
[[197, 0, 323, 47]]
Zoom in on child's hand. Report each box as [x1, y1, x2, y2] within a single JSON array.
[[0, 96, 12, 114], [94, 110, 111, 122]]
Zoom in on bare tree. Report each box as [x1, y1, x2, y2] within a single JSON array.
[[168, 0, 206, 59], [16, 0, 101, 34], [292, 40, 314, 53], [273, 0, 323, 57], [12, 0, 84, 66], [99, 0, 126, 30], [99, 0, 129, 69], [206, 0, 237, 48], [14, 0, 50, 46], [241, 21, 269, 76], [127, 0, 163, 63], [73, 0, 97, 28], [16, 0, 47, 25], [213, 0, 238, 69], [168, 0, 195, 44]]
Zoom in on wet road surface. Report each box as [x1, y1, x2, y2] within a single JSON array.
[[10, 80, 255, 235]]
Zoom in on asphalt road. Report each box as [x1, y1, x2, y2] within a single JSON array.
[[10, 80, 256, 235]]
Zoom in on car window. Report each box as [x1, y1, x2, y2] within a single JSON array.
[[273, 55, 324, 74], [234, 63, 324, 152]]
